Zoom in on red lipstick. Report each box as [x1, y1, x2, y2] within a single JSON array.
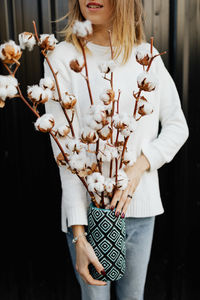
[[86, 2, 104, 11]]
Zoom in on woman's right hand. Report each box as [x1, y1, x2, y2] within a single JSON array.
[[73, 226, 107, 286]]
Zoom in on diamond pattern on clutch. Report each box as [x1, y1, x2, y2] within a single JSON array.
[[98, 218, 113, 233], [107, 247, 120, 262], [93, 246, 104, 260], [107, 227, 120, 242], [107, 266, 121, 281], [91, 227, 105, 243], [87, 204, 126, 282]]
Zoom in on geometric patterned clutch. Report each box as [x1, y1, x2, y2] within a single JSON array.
[[87, 202, 126, 282]]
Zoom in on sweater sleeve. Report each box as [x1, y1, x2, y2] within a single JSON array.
[[142, 54, 189, 172], [43, 46, 88, 227]]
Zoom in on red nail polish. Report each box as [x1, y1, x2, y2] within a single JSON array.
[[101, 269, 106, 276], [111, 206, 114, 211], [115, 211, 120, 217], [121, 212, 125, 218]]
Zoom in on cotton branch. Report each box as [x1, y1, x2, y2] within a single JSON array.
[[32, 20, 75, 137]]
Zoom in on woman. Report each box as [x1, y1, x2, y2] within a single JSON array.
[[44, 0, 189, 299]]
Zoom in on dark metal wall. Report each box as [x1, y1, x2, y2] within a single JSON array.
[[0, 0, 199, 299]]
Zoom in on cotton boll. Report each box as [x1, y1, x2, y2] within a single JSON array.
[[99, 92, 110, 104], [87, 172, 105, 184], [95, 182, 105, 193], [68, 151, 88, 171], [89, 103, 108, 125], [7, 76, 18, 87], [113, 113, 137, 136], [136, 43, 153, 66], [0, 40, 22, 64], [86, 104, 108, 130], [39, 77, 55, 90], [97, 142, 118, 162], [0, 75, 9, 87], [62, 93, 77, 109], [28, 85, 42, 101], [6, 85, 18, 98], [57, 124, 70, 138], [86, 115, 103, 131], [87, 172, 105, 193], [104, 103, 113, 117], [28, 85, 49, 103], [98, 60, 116, 74], [81, 127, 98, 144], [39, 34, 58, 51], [104, 178, 115, 193], [98, 125, 112, 141], [43, 88, 53, 101], [72, 20, 93, 38], [138, 100, 154, 116], [0, 87, 7, 101], [115, 170, 129, 191], [137, 71, 158, 92], [99, 89, 115, 105], [0, 78, 18, 106], [18, 32, 36, 51], [34, 114, 55, 132], [0, 75, 18, 88], [66, 137, 85, 153], [121, 118, 137, 137]]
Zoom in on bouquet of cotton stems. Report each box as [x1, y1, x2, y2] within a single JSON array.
[[0, 19, 166, 209]]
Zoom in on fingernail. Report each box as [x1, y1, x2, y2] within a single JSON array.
[[101, 269, 106, 276], [111, 206, 114, 211], [121, 212, 125, 219], [115, 211, 120, 217]]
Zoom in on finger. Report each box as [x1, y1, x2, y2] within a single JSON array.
[[90, 256, 106, 276], [80, 268, 107, 286], [115, 188, 130, 217], [110, 189, 122, 210], [121, 189, 133, 215]]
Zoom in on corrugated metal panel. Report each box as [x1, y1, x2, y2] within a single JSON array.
[[0, 0, 10, 41], [143, 0, 169, 67]]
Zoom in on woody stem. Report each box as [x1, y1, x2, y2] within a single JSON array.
[[32, 20, 40, 43], [150, 37, 154, 56], [146, 51, 167, 72], [133, 89, 142, 118], [96, 139, 102, 173], [108, 30, 114, 90], [119, 136, 129, 169], [78, 38, 94, 105]]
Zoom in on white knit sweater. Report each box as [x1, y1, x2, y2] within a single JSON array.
[[44, 41, 189, 233]]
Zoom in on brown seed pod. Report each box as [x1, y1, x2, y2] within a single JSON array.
[[69, 59, 84, 73]]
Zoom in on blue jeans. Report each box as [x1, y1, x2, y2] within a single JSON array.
[[66, 217, 155, 300]]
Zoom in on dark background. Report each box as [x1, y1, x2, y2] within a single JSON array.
[[0, 0, 199, 299]]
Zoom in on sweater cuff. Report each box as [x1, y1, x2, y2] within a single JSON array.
[[141, 140, 166, 172], [67, 206, 88, 228]]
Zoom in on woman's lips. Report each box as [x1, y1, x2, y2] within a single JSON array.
[[86, 2, 104, 11]]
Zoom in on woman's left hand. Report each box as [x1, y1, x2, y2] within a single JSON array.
[[110, 154, 150, 218]]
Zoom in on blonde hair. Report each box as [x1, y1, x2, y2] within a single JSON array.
[[58, 0, 145, 64]]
